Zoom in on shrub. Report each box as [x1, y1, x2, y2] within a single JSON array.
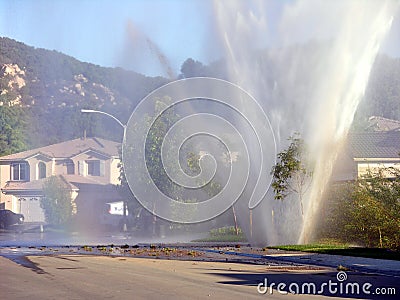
[[40, 176, 73, 225], [318, 168, 400, 250]]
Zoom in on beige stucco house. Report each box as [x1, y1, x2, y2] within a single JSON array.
[[333, 130, 400, 181], [0, 137, 123, 224]]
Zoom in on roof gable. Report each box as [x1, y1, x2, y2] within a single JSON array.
[[71, 148, 112, 160], [0, 137, 121, 161], [25, 152, 53, 162]]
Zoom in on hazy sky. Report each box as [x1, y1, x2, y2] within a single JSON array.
[[0, 0, 399, 77]]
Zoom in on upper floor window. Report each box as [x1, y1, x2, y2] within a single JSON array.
[[78, 160, 105, 177], [87, 160, 100, 176], [38, 162, 46, 179], [66, 161, 75, 175], [11, 162, 29, 181]]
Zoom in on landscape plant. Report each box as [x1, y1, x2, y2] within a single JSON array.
[[270, 133, 313, 217], [40, 176, 73, 226], [318, 167, 400, 250]]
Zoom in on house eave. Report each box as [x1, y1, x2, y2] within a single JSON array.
[[0, 159, 28, 164], [1, 188, 44, 196], [354, 158, 400, 162]]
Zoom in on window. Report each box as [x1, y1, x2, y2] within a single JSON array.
[[87, 160, 100, 176], [38, 162, 46, 179], [86, 160, 105, 176], [65, 160, 74, 175], [11, 162, 29, 181]]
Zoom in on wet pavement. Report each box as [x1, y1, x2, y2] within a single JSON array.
[[1, 246, 399, 299], [1, 227, 400, 277], [1, 228, 400, 299]]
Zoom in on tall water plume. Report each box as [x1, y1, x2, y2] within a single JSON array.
[[212, 0, 398, 245], [123, 20, 176, 79]]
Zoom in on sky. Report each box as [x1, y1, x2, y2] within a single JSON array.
[[0, 0, 399, 77]]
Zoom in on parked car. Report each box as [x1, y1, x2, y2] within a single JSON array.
[[0, 209, 24, 229]]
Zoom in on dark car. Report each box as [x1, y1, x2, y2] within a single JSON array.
[[0, 209, 24, 229]]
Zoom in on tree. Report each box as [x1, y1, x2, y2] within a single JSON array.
[[144, 97, 182, 200], [40, 176, 73, 225], [187, 151, 240, 234], [180, 58, 207, 78], [316, 182, 355, 242], [117, 150, 143, 230], [360, 55, 400, 120], [119, 96, 183, 232], [270, 133, 313, 217], [0, 106, 28, 155], [318, 167, 400, 250], [350, 168, 400, 249]]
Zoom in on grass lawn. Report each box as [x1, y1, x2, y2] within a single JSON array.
[[267, 244, 400, 261], [192, 226, 248, 243], [192, 234, 248, 243]]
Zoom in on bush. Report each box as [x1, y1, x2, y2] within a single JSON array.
[[210, 226, 243, 237], [192, 226, 247, 243], [318, 168, 400, 250], [40, 176, 73, 225]]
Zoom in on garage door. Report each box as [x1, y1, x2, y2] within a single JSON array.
[[19, 197, 45, 222]]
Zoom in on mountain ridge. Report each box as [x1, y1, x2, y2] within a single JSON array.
[[0, 36, 399, 155]]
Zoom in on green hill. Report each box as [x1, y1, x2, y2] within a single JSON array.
[[0, 37, 168, 153], [0, 37, 399, 155]]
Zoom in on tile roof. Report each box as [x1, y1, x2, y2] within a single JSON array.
[[62, 174, 112, 186], [1, 175, 78, 193], [1, 173, 115, 193], [367, 116, 400, 131], [348, 131, 400, 159], [0, 137, 121, 161]]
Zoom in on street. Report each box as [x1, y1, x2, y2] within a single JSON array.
[[1, 229, 399, 299], [1, 249, 399, 299], [0, 255, 354, 300]]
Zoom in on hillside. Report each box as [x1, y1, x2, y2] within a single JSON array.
[[0, 37, 399, 155], [0, 37, 169, 153], [0, 37, 169, 115], [359, 54, 400, 121]]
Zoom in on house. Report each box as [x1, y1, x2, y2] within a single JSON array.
[[0, 137, 123, 224], [367, 116, 400, 132], [333, 130, 400, 181]]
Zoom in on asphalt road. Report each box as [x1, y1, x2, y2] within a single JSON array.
[[1, 229, 399, 300], [0, 255, 329, 300], [1, 254, 399, 300]]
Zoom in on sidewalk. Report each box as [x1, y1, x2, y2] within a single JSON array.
[[196, 246, 400, 277], [263, 251, 400, 276]]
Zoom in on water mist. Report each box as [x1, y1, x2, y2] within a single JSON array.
[[212, 0, 398, 245]]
